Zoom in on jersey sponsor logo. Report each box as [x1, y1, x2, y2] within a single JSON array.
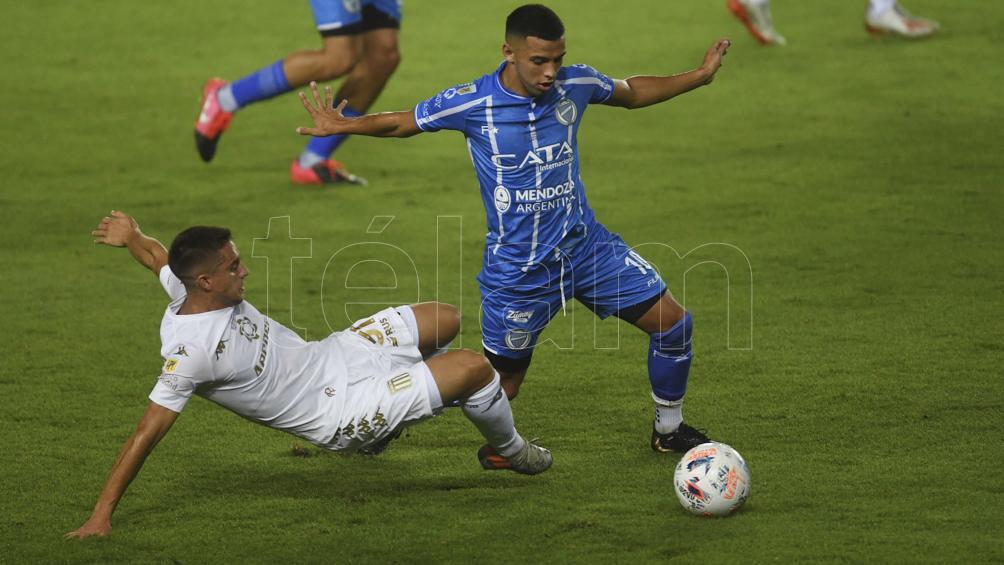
[[253, 319, 271, 376], [505, 310, 534, 323], [504, 329, 533, 350], [515, 180, 574, 203], [490, 141, 575, 172], [555, 97, 578, 126], [494, 185, 511, 212], [158, 374, 180, 391], [387, 372, 412, 394], [163, 359, 180, 373]]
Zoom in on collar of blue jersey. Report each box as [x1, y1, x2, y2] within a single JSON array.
[[493, 60, 531, 101]]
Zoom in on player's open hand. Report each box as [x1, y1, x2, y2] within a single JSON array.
[[65, 518, 111, 540], [296, 82, 354, 137], [699, 39, 731, 84], [92, 210, 139, 247]]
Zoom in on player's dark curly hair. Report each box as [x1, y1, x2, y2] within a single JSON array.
[[168, 226, 232, 283], [506, 4, 564, 41]]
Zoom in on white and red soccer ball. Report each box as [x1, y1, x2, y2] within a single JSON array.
[[673, 442, 751, 517]]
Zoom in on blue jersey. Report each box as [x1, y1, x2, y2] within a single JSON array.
[[414, 62, 615, 273]]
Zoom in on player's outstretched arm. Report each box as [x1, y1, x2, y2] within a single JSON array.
[[606, 39, 731, 109], [296, 81, 421, 138], [65, 402, 179, 540], [92, 211, 168, 276]]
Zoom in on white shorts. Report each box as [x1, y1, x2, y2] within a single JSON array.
[[323, 306, 436, 451]]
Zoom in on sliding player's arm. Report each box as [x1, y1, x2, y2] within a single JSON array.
[[606, 39, 731, 109], [92, 211, 168, 276], [65, 402, 179, 539], [296, 82, 422, 138]]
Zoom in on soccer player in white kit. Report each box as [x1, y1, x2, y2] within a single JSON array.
[[66, 211, 551, 540]]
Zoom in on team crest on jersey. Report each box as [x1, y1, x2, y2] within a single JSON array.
[[163, 359, 179, 373], [236, 316, 260, 342], [494, 185, 511, 213], [555, 98, 577, 126], [504, 329, 533, 350]]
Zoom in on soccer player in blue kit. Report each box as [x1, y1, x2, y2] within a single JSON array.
[[296, 4, 731, 458]]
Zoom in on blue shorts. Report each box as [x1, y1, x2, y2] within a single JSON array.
[[479, 223, 667, 360], [310, 0, 402, 36]]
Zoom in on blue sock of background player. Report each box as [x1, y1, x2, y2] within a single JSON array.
[[216, 60, 290, 113], [298, 105, 364, 168]]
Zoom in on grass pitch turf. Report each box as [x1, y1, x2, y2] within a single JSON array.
[[2, 1, 1002, 562]]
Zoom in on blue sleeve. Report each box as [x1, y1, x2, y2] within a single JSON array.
[[413, 81, 484, 133], [563, 64, 616, 104]]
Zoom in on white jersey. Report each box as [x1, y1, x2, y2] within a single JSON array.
[[151, 266, 349, 447]]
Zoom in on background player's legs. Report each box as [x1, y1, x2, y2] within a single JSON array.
[[299, 28, 401, 169], [424, 351, 550, 474], [406, 301, 460, 358], [195, 35, 363, 162]]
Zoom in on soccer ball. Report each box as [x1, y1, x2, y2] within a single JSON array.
[[673, 442, 751, 517]]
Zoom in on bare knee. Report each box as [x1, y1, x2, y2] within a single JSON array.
[[436, 303, 461, 344], [367, 45, 400, 77], [314, 51, 359, 81], [455, 349, 494, 394]]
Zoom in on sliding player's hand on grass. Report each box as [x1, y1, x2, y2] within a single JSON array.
[[65, 516, 110, 540], [699, 39, 731, 85], [296, 81, 354, 137], [92, 210, 139, 247]]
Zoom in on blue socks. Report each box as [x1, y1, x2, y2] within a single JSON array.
[[648, 312, 693, 402], [299, 106, 363, 167], [226, 59, 291, 110]]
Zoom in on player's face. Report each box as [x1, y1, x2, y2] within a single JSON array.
[[503, 35, 566, 97], [210, 241, 248, 306]]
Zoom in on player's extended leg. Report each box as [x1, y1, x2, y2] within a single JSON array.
[[425, 351, 552, 475], [293, 28, 401, 185], [194, 34, 362, 163], [631, 291, 711, 453], [865, 0, 939, 38]]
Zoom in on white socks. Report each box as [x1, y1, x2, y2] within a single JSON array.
[[868, 0, 897, 18], [462, 372, 525, 457], [653, 394, 684, 435], [216, 85, 239, 113]]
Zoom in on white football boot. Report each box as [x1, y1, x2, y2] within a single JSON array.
[[726, 0, 787, 46], [865, 3, 939, 39]]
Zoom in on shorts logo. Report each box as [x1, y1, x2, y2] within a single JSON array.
[[343, 0, 361, 13], [387, 372, 412, 394], [494, 186, 511, 213], [504, 329, 533, 351], [505, 310, 534, 324], [163, 359, 179, 373], [555, 98, 577, 126]]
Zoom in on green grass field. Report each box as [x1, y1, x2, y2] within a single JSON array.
[[3, 0, 1002, 562]]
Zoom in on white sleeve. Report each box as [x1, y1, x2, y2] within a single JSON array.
[[149, 342, 211, 413], [159, 265, 187, 301]]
